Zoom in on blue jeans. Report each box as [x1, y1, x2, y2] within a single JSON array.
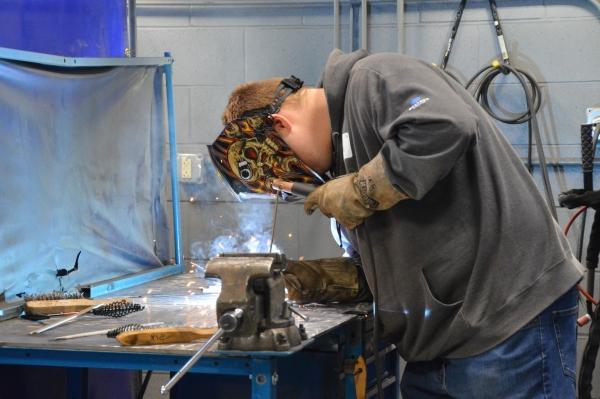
[[400, 288, 578, 399]]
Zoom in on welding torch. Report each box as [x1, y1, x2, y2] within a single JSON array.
[[271, 178, 318, 198]]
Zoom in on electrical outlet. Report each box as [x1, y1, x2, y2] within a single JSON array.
[[181, 157, 192, 179], [587, 107, 600, 124]]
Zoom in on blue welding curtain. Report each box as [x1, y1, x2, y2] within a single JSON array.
[[0, 59, 170, 299]]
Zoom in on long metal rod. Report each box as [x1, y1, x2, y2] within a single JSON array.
[[349, 3, 355, 51], [360, 0, 368, 50], [333, 0, 340, 49], [164, 52, 184, 268], [160, 327, 225, 395], [396, 0, 404, 53], [53, 322, 164, 341], [29, 304, 105, 335], [128, 0, 138, 57]]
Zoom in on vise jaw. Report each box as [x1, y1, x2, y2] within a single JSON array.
[[205, 253, 302, 351]]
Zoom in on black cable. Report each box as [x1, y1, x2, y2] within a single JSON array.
[[580, 124, 597, 314], [137, 371, 153, 399], [442, 0, 555, 219], [441, 0, 467, 71], [465, 63, 555, 219], [579, 302, 600, 399], [586, 210, 600, 315]]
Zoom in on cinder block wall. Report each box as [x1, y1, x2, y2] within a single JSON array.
[[136, 0, 600, 393]]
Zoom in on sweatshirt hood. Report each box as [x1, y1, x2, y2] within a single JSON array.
[[320, 49, 369, 134]]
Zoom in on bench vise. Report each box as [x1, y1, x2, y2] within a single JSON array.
[[205, 253, 303, 351]]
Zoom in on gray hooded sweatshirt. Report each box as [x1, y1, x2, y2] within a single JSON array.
[[321, 49, 583, 361]]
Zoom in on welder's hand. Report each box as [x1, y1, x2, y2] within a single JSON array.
[[304, 153, 409, 229], [559, 189, 600, 210], [304, 174, 373, 229], [283, 257, 372, 304]]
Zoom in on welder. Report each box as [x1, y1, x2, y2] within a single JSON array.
[[210, 49, 583, 398]]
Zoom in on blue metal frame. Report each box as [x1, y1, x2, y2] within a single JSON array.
[[0, 319, 371, 399], [0, 46, 184, 296], [0, 46, 172, 67], [250, 358, 277, 399], [164, 51, 184, 268]]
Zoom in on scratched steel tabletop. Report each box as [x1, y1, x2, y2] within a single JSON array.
[[0, 265, 365, 357]]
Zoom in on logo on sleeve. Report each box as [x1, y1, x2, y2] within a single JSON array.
[[407, 96, 430, 111]]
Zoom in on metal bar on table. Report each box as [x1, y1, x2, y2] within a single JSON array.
[[29, 304, 104, 335], [164, 51, 184, 268], [79, 264, 181, 298]]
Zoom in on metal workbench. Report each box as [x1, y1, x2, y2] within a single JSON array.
[[0, 269, 379, 398]]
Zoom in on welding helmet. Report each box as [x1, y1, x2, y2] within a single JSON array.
[[207, 76, 325, 200]]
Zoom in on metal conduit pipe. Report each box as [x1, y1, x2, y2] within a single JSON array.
[[360, 0, 368, 50], [128, 0, 137, 57], [396, 0, 404, 53], [334, 0, 341, 49]]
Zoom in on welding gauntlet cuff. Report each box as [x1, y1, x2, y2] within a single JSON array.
[[304, 153, 409, 229], [283, 257, 372, 304]]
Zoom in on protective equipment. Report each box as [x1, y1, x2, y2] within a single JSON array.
[[559, 189, 600, 210], [207, 76, 324, 200], [304, 153, 409, 229], [283, 257, 372, 304]]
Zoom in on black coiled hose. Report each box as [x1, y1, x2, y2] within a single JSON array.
[[465, 61, 556, 220], [466, 63, 542, 165]]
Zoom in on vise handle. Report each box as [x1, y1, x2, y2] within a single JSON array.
[[160, 308, 244, 395]]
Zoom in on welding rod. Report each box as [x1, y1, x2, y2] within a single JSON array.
[[52, 322, 164, 341], [29, 303, 105, 335], [160, 308, 244, 396], [271, 179, 318, 198]]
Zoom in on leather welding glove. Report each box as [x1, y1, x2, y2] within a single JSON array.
[[559, 189, 600, 210], [283, 257, 372, 304], [304, 153, 409, 229]]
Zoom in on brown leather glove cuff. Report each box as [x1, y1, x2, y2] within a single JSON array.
[[354, 153, 409, 210], [283, 257, 372, 304]]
